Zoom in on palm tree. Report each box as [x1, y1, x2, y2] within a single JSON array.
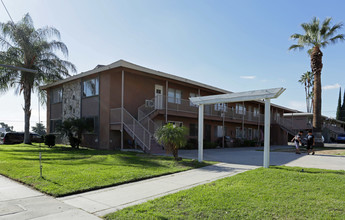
[[289, 17, 344, 146], [0, 13, 76, 144], [155, 123, 187, 160], [298, 71, 314, 113]]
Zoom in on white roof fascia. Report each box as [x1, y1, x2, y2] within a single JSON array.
[[190, 88, 286, 105]]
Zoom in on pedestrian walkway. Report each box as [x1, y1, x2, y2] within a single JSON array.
[[59, 163, 258, 217], [0, 175, 100, 220]]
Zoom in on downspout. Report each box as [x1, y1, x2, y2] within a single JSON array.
[[121, 70, 124, 150], [165, 81, 168, 123]]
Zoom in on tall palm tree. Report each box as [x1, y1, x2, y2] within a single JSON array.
[[0, 13, 76, 144], [289, 17, 344, 146], [155, 123, 187, 160], [298, 71, 314, 113]]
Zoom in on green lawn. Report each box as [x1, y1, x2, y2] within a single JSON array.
[[105, 166, 345, 220], [0, 144, 212, 197]]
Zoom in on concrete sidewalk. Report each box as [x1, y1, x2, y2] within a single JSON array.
[[59, 163, 258, 217], [0, 175, 100, 220]]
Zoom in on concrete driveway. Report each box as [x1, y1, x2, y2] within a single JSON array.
[[179, 145, 345, 171]]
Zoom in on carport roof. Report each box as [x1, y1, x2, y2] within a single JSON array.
[[189, 88, 286, 105]]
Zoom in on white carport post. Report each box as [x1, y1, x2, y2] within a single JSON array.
[[190, 87, 285, 167], [198, 104, 204, 162], [263, 99, 271, 168]]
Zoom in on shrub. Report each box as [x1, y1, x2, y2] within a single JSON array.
[[203, 140, 217, 149], [183, 138, 198, 149], [44, 134, 56, 148]]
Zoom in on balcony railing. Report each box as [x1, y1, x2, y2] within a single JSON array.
[[137, 95, 267, 123]]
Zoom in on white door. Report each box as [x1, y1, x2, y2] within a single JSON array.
[[155, 85, 163, 109]]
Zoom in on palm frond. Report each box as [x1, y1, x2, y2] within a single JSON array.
[[329, 34, 345, 44], [288, 44, 304, 51]]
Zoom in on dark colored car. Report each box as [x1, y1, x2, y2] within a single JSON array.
[[336, 134, 345, 143], [0, 132, 43, 144]]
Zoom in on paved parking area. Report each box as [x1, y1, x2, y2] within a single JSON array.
[[179, 144, 345, 171]]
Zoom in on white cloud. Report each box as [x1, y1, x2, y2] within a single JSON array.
[[240, 76, 256, 79], [287, 101, 306, 112], [322, 83, 340, 90]]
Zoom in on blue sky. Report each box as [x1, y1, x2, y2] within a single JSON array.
[[1, 0, 345, 131]]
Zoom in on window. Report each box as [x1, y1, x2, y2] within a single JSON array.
[[215, 103, 227, 112], [168, 121, 183, 127], [236, 127, 242, 138], [236, 104, 246, 115], [50, 119, 62, 133], [215, 126, 224, 138], [253, 107, 259, 117], [189, 123, 198, 136], [168, 88, 181, 104], [83, 78, 99, 97], [248, 128, 253, 140], [189, 93, 197, 106], [84, 116, 99, 133], [51, 88, 62, 104]]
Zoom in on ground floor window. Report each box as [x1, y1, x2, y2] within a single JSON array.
[[236, 127, 242, 138], [83, 116, 99, 133], [189, 123, 197, 136], [50, 119, 62, 133], [168, 121, 183, 127], [248, 128, 253, 140], [215, 126, 227, 138], [204, 124, 211, 141]]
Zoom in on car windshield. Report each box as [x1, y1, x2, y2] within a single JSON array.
[[338, 134, 345, 137]]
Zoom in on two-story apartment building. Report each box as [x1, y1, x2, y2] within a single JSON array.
[[41, 60, 297, 152], [283, 112, 345, 142]]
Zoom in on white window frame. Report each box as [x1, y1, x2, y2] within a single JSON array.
[[168, 121, 183, 127]]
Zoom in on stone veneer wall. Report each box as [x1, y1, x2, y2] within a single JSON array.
[[62, 80, 81, 120]]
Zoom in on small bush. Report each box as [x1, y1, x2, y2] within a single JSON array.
[[44, 134, 56, 148], [183, 138, 198, 149], [203, 141, 217, 149]]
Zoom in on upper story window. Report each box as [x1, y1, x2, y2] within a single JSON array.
[[236, 103, 246, 115], [215, 103, 227, 112], [189, 93, 198, 106], [253, 107, 260, 117], [51, 88, 62, 104], [168, 88, 181, 104], [83, 78, 99, 97]]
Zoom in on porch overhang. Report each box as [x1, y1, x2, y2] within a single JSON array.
[[189, 87, 286, 168]]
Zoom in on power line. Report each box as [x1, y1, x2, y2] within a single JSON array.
[[1, 0, 14, 23]]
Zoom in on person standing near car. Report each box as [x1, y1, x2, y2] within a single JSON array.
[[306, 130, 315, 155], [291, 130, 303, 154]]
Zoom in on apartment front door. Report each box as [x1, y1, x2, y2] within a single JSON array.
[[155, 85, 163, 109]]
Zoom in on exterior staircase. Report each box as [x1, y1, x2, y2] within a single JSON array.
[[111, 99, 164, 154]]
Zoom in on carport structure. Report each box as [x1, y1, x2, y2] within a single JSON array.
[[189, 87, 286, 168]]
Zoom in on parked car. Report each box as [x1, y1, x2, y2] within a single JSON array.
[[301, 135, 324, 146], [0, 132, 43, 144], [336, 134, 345, 143]]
